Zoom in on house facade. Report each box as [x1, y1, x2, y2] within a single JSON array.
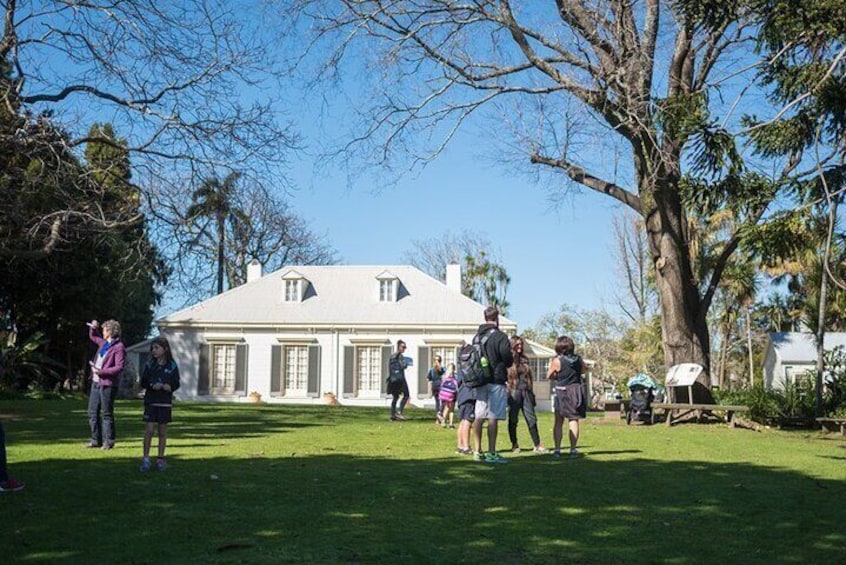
[[133, 263, 554, 409], [762, 331, 846, 390]]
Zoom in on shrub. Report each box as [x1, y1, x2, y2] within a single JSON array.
[[0, 331, 63, 392]]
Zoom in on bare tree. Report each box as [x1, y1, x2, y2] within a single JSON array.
[[286, 1, 782, 383], [402, 230, 496, 280], [403, 230, 510, 312], [1, 0, 298, 257], [161, 175, 338, 304], [611, 212, 657, 324]]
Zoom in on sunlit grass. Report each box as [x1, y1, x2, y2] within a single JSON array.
[[1, 399, 844, 564]]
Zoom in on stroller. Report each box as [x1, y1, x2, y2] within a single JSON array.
[[625, 373, 662, 425]]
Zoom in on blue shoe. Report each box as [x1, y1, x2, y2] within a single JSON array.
[[140, 458, 152, 472]]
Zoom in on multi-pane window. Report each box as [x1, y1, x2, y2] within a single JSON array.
[[285, 279, 300, 302], [212, 344, 237, 393], [357, 346, 382, 397], [379, 279, 395, 302], [284, 345, 309, 393], [430, 346, 456, 369], [530, 358, 549, 381]]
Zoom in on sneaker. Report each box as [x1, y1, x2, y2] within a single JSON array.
[[140, 458, 152, 472], [511, 445, 521, 453], [395, 414, 406, 421], [484, 452, 509, 464], [455, 447, 473, 456], [569, 449, 581, 459], [552, 450, 562, 458], [473, 451, 487, 462], [533, 446, 548, 454], [0, 477, 25, 492], [448, 424, 455, 429], [101, 443, 114, 451], [389, 415, 397, 421], [156, 459, 167, 471]]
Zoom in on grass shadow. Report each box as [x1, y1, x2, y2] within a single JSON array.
[[1, 400, 844, 564]]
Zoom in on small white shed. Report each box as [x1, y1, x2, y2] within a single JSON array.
[[762, 332, 846, 390]]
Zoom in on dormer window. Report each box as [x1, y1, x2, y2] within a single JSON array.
[[281, 270, 307, 303], [285, 279, 301, 302], [379, 278, 396, 302], [376, 270, 399, 302]]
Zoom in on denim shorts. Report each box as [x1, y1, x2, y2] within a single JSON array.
[[474, 383, 507, 420]]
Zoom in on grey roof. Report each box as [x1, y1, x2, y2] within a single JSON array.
[[158, 265, 516, 329], [768, 332, 846, 363]]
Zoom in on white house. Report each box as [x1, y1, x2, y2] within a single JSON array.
[[131, 263, 558, 409], [762, 331, 846, 389]]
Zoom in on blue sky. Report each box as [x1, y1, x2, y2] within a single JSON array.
[[286, 126, 627, 331]]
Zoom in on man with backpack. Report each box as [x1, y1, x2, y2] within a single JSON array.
[[387, 339, 411, 421], [469, 306, 513, 463]]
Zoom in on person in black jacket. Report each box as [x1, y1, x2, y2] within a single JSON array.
[[140, 337, 181, 471], [472, 306, 514, 464], [387, 340, 411, 421], [547, 335, 587, 459]]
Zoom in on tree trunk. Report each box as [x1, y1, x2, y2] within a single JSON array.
[[642, 172, 712, 390]]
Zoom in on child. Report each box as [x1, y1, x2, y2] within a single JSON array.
[[454, 361, 476, 455], [438, 363, 458, 428], [140, 337, 180, 471]]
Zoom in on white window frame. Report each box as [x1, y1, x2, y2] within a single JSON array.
[[379, 279, 396, 302], [357, 345, 383, 398], [211, 343, 237, 394], [283, 344, 309, 395], [284, 279, 301, 302], [429, 346, 456, 370]]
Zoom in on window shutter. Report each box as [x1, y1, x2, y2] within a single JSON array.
[[235, 344, 248, 395], [198, 344, 210, 396], [381, 346, 392, 396], [307, 345, 320, 397], [270, 345, 282, 395], [343, 346, 355, 397], [417, 346, 430, 398]]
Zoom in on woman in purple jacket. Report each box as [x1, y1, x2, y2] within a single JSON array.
[[87, 319, 126, 450]]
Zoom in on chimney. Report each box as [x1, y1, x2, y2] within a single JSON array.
[[446, 263, 461, 293], [247, 259, 262, 283]]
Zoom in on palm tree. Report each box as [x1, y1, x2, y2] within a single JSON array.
[[463, 250, 510, 315], [185, 172, 243, 295]]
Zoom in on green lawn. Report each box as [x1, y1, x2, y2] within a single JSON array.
[[1, 399, 844, 564]]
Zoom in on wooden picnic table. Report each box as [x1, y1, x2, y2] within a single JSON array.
[[816, 417, 846, 436], [651, 403, 750, 427]]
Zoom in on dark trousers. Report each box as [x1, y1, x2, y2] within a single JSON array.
[[0, 421, 8, 482], [508, 389, 541, 447], [432, 389, 442, 415], [390, 379, 410, 416], [88, 383, 117, 446]]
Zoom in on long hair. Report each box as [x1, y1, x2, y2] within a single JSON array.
[[507, 334, 532, 385], [150, 336, 174, 365]]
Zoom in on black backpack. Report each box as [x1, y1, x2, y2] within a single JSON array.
[[458, 328, 495, 388], [387, 355, 405, 383]]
